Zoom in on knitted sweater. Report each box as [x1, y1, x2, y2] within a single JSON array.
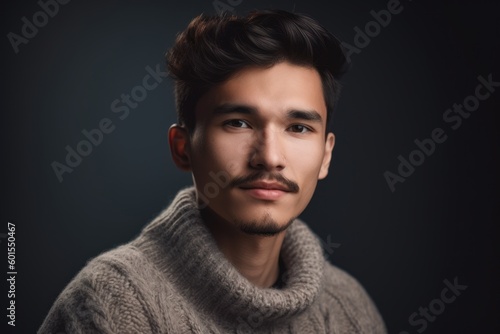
[[39, 187, 386, 334]]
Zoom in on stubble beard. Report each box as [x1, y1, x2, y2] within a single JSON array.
[[237, 212, 296, 237]]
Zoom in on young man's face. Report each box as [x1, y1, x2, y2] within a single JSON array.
[[174, 61, 335, 235]]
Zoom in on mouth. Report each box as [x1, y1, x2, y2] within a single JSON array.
[[239, 181, 291, 200], [239, 181, 291, 192]]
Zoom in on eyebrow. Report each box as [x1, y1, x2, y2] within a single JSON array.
[[212, 103, 256, 115], [286, 110, 323, 122], [212, 103, 323, 122]]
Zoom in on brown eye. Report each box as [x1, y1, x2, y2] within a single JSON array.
[[224, 120, 249, 128], [288, 124, 310, 133]]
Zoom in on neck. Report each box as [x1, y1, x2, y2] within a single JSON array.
[[201, 207, 286, 288]]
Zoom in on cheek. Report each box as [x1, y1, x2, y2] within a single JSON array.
[[220, 136, 252, 172], [288, 144, 325, 200], [192, 131, 253, 178], [289, 141, 325, 177]]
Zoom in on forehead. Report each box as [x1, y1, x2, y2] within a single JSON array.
[[194, 62, 327, 123]]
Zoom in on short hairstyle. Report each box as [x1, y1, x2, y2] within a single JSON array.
[[166, 9, 348, 134]]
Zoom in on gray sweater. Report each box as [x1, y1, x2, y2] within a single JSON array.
[[39, 187, 386, 333]]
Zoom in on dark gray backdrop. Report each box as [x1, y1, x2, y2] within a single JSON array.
[[1, 0, 499, 333]]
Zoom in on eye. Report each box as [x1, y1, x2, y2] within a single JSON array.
[[224, 119, 250, 128], [288, 124, 311, 133]]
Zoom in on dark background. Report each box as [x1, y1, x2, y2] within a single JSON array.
[[1, 0, 499, 333]]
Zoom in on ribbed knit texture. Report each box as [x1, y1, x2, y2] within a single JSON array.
[[39, 187, 386, 334]]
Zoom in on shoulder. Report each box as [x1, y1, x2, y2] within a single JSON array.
[[318, 262, 387, 334], [322, 263, 374, 307], [65, 243, 158, 298], [39, 244, 167, 333]]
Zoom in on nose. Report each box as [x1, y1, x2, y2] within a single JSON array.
[[248, 128, 286, 171]]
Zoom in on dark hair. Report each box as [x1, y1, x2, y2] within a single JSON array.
[[166, 9, 348, 133]]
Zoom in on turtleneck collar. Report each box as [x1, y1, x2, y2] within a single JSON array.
[[134, 187, 326, 326]]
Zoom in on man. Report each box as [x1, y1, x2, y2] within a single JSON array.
[[39, 9, 386, 333]]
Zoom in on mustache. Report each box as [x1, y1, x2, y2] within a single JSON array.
[[229, 171, 299, 193]]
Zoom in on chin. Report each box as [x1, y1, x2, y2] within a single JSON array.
[[234, 213, 296, 237]]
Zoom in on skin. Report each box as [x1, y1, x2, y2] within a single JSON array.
[[169, 61, 335, 288]]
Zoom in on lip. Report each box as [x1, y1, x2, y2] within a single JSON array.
[[239, 181, 290, 200]]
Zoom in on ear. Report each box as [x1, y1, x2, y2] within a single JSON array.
[[168, 124, 192, 171], [318, 132, 335, 180]]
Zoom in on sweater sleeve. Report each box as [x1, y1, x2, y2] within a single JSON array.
[[322, 263, 387, 334], [38, 258, 157, 334]]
